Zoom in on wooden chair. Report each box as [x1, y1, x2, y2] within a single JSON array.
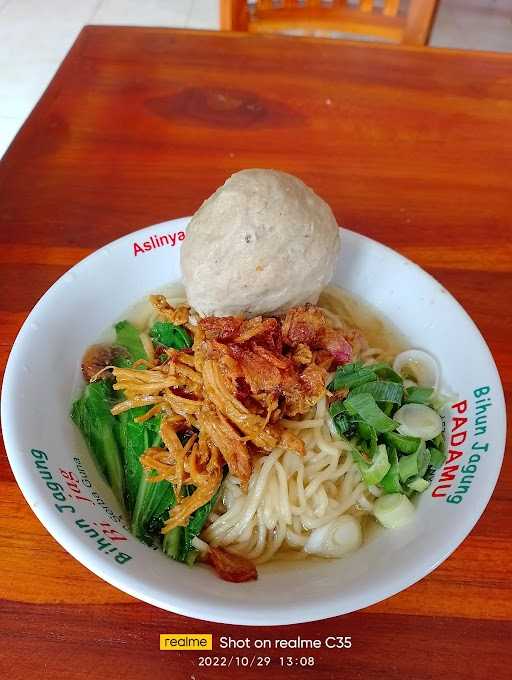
[[220, 0, 439, 46]]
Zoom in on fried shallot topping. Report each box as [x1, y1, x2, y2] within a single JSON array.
[[108, 298, 354, 563], [205, 546, 258, 583]]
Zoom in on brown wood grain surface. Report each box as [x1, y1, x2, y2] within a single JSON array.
[[0, 26, 511, 680]]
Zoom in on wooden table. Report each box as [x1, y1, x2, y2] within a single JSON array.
[[0, 26, 511, 680]]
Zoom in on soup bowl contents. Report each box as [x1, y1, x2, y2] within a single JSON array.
[[71, 171, 448, 582], [2, 170, 505, 624]]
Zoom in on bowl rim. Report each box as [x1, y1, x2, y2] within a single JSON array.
[[1, 219, 507, 625]]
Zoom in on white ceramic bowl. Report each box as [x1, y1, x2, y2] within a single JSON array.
[[1, 218, 506, 625]]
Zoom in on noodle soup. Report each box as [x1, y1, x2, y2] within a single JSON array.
[[202, 286, 407, 565], [73, 284, 427, 578]]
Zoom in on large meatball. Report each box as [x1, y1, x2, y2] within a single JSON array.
[[181, 169, 340, 317]]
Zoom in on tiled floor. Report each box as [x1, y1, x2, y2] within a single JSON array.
[[0, 0, 510, 158]]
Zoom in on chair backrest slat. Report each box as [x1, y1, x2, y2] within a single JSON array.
[[221, 0, 438, 46], [403, 0, 437, 44], [359, 0, 374, 13], [383, 0, 400, 17]]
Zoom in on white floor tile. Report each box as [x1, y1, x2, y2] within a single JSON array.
[[92, 0, 192, 27], [186, 0, 219, 30], [0, 116, 23, 159], [431, 0, 512, 52], [0, 60, 58, 119], [0, 0, 101, 64], [430, 3, 464, 47]]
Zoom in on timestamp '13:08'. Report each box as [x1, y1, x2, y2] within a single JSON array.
[[279, 657, 316, 667]]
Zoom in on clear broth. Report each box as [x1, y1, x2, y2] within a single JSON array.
[[319, 285, 407, 362], [98, 283, 407, 566]]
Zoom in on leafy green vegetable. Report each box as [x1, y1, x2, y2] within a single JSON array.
[[115, 320, 147, 364], [162, 526, 183, 560], [112, 354, 133, 369], [185, 549, 200, 566], [343, 393, 398, 433], [350, 380, 403, 404], [150, 321, 192, 349], [116, 408, 162, 516], [163, 486, 221, 564], [71, 381, 125, 509], [383, 431, 421, 454], [129, 429, 196, 544], [117, 419, 218, 562], [184, 490, 219, 557], [131, 472, 176, 545], [71, 308, 225, 570], [404, 386, 434, 404]]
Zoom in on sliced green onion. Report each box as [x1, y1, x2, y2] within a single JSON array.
[[332, 364, 377, 390], [383, 431, 421, 454], [357, 421, 373, 441], [398, 452, 419, 483], [417, 442, 431, 478], [328, 401, 353, 436], [392, 349, 439, 390], [393, 403, 443, 440], [334, 414, 353, 435], [373, 493, 415, 528], [329, 400, 345, 419], [356, 423, 378, 457], [429, 447, 446, 469], [352, 444, 390, 486], [398, 441, 430, 482], [369, 426, 378, 457], [404, 386, 434, 404], [382, 402, 395, 417], [431, 391, 453, 412], [350, 380, 403, 404], [407, 476, 430, 493], [367, 362, 403, 383], [344, 393, 397, 433], [432, 433, 445, 451], [379, 447, 403, 494], [338, 361, 363, 372]]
